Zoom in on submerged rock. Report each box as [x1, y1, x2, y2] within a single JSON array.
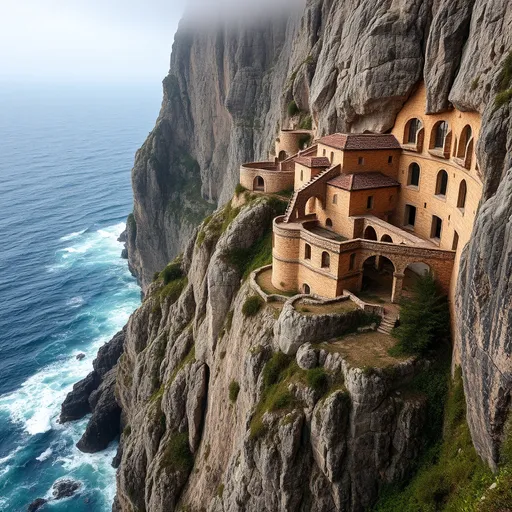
[[27, 498, 47, 512], [76, 353, 85, 361]]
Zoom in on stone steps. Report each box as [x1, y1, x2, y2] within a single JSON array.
[[377, 313, 398, 335]]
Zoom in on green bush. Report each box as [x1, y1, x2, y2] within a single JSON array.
[[269, 390, 295, 411], [153, 271, 160, 282], [163, 432, 194, 472], [242, 296, 263, 317], [263, 352, 292, 387], [235, 183, 247, 196], [495, 89, 512, 109], [127, 213, 136, 236], [392, 273, 450, 355], [307, 367, 328, 393], [299, 115, 312, 130], [229, 381, 240, 402], [498, 51, 512, 91], [196, 230, 206, 247], [159, 278, 187, 304], [287, 100, 299, 117], [161, 262, 184, 284]]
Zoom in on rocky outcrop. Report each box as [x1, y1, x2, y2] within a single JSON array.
[[123, 0, 512, 475], [60, 328, 125, 451], [111, 197, 432, 511]]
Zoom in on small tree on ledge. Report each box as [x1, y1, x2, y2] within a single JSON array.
[[392, 273, 450, 355]]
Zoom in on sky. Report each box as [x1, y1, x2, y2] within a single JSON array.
[[0, 0, 188, 84]]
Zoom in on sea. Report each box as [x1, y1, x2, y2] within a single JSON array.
[[0, 82, 161, 511]]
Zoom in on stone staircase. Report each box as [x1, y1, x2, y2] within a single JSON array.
[[377, 311, 399, 335], [283, 166, 339, 222]]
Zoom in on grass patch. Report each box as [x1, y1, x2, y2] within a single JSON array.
[[196, 230, 206, 247], [127, 213, 136, 236], [495, 89, 512, 109], [373, 366, 498, 512], [161, 261, 184, 284], [235, 183, 247, 196], [306, 367, 328, 394], [162, 432, 194, 472], [159, 277, 187, 304], [217, 484, 225, 498], [498, 51, 512, 92], [277, 186, 294, 198], [242, 296, 263, 317], [287, 100, 299, 117], [299, 114, 312, 130], [229, 381, 240, 402], [470, 76, 480, 91], [221, 201, 241, 233]]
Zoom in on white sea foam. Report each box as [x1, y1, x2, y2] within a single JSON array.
[[66, 296, 85, 308], [59, 229, 86, 242], [36, 447, 53, 462], [0, 446, 22, 465]]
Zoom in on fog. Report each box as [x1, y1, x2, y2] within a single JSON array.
[[0, 0, 302, 84]]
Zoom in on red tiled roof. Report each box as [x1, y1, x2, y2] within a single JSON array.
[[294, 155, 331, 168], [317, 133, 401, 151], [328, 172, 400, 191]]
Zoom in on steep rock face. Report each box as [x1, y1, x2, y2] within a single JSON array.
[[115, 197, 429, 511], [126, 0, 512, 471]]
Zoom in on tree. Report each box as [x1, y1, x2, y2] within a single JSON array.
[[392, 273, 450, 355]]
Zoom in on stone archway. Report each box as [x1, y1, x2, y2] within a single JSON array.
[[381, 234, 393, 243], [360, 255, 395, 302], [402, 262, 432, 298], [253, 176, 265, 191], [363, 226, 377, 240]]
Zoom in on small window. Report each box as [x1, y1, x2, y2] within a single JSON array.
[[435, 170, 448, 196], [389, 194, 394, 203], [333, 194, 338, 205], [326, 218, 333, 228], [407, 162, 420, 187], [452, 231, 459, 251], [330, 151, 334, 163], [405, 204, 417, 227], [366, 196, 374, 209], [388, 155, 393, 164], [323, 148, 326, 156], [358, 156, 365, 165], [434, 121, 448, 149], [303, 283, 311, 294], [406, 118, 420, 144], [321, 251, 330, 269], [349, 253, 356, 270], [300, 169, 304, 181], [304, 243, 311, 260], [457, 180, 467, 209], [431, 215, 443, 240]]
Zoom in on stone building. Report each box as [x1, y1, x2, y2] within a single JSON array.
[[240, 84, 481, 306]]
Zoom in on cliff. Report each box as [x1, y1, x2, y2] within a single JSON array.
[[60, 0, 512, 510], [114, 195, 436, 511]]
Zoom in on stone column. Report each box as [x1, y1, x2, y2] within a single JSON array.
[[356, 271, 364, 292], [391, 272, 405, 303], [374, 255, 382, 271]]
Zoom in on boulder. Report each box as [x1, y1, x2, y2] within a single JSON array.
[[27, 498, 47, 512], [52, 479, 81, 499], [296, 343, 318, 369]]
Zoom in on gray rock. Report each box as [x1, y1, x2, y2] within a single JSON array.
[[76, 353, 85, 361], [52, 479, 81, 499], [27, 498, 47, 512], [296, 343, 318, 369]]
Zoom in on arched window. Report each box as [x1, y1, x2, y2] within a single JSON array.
[[452, 231, 459, 251], [303, 283, 311, 294], [278, 150, 287, 161], [304, 243, 311, 260], [407, 162, 420, 187], [332, 194, 338, 205], [381, 234, 393, 243], [405, 118, 421, 144], [457, 180, 467, 209], [326, 218, 333, 228], [434, 121, 448, 149], [254, 176, 265, 191], [435, 170, 448, 196], [349, 253, 356, 270], [457, 125, 473, 162], [321, 251, 330, 269]]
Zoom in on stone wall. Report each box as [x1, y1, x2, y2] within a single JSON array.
[[240, 163, 295, 193]]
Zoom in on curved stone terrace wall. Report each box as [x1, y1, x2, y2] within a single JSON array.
[[240, 161, 295, 193]]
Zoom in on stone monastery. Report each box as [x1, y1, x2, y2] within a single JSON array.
[[240, 85, 481, 309]]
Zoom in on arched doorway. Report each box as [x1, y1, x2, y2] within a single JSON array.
[[381, 234, 393, 243], [303, 283, 311, 294], [305, 196, 321, 215], [363, 226, 377, 240], [360, 255, 395, 302], [278, 150, 287, 161], [325, 218, 333, 228], [253, 176, 265, 191]]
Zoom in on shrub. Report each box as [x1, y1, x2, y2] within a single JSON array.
[[242, 296, 263, 317], [163, 432, 194, 472], [299, 115, 312, 130], [495, 89, 512, 109], [470, 76, 480, 91], [196, 230, 206, 247], [229, 381, 240, 402], [235, 183, 247, 196], [287, 100, 299, 117], [307, 367, 328, 393], [498, 51, 512, 91], [269, 390, 295, 411], [153, 271, 160, 282], [127, 213, 136, 236], [161, 261, 184, 284], [159, 277, 187, 304], [263, 352, 292, 388], [392, 273, 450, 355]]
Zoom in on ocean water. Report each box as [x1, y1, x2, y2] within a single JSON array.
[[0, 83, 161, 511]]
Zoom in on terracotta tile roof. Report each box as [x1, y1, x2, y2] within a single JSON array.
[[317, 133, 401, 151], [294, 155, 331, 168], [328, 172, 400, 191]]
